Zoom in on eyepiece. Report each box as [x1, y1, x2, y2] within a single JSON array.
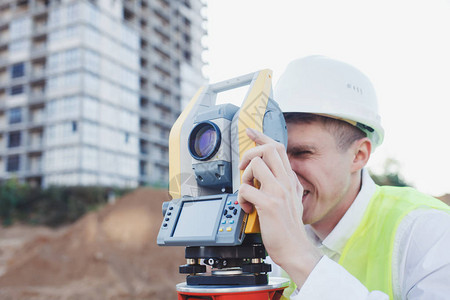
[[188, 121, 221, 161]]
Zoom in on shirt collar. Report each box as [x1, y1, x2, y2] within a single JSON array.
[[306, 169, 377, 256]]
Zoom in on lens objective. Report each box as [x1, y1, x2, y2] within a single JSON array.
[[188, 121, 221, 161]]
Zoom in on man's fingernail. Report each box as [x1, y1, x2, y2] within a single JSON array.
[[246, 128, 257, 138]]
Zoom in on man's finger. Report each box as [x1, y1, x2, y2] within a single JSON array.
[[238, 183, 264, 214], [241, 156, 277, 187], [246, 128, 274, 145], [240, 146, 290, 182], [240, 128, 293, 176]]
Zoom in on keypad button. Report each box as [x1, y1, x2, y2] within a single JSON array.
[[165, 217, 169, 221], [219, 228, 223, 232], [233, 209, 238, 215], [226, 214, 232, 218], [230, 220, 235, 224], [223, 209, 228, 216], [227, 201, 232, 205], [221, 220, 227, 224], [234, 201, 238, 205], [226, 227, 232, 232], [228, 206, 235, 210], [163, 223, 168, 227]]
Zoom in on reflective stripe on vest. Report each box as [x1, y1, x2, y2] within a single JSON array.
[[339, 186, 450, 299]]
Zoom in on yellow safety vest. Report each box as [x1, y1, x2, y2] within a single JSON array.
[[282, 185, 450, 299]]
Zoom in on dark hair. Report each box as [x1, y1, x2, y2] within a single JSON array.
[[283, 113, 367, 151]]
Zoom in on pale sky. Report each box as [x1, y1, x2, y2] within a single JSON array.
[[204, 0, 450, 196]]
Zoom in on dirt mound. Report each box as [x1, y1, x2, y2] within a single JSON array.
[[0, 188, 185, 300], [437, 194, 450, 205]]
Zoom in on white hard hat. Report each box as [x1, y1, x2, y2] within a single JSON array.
[[274, 55, 384, 150]]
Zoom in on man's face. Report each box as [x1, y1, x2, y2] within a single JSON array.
[[286, 121, 356, 228]]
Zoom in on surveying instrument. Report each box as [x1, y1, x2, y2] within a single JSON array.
[[157, 69, 290, 299]]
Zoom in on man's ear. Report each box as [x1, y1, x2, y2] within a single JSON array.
[[351, 138, 371, 173]]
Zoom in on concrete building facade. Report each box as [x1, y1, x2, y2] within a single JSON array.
[[0, 0, 207, 187]]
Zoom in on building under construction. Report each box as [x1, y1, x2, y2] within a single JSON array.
[[0, 0, 207, 187]]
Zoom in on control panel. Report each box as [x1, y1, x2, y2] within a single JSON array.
[[218, 199, 241, 234], [157, 193, 246, 246]]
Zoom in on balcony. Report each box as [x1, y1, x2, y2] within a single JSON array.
[[27, 160, 43, 174], [153, 7, 171, 25], [28, 121, 44, 130], [0, 12, 12, 28], [30, 110, 45, 123], [28, 91, 46, 105], [154, 60, 171, 77], [0, 32, 9, 46], [151, 113, 173, 129], [148, 89, 161, 101], [28, 139, 43, 152], [31, 44, 48, 59], [140, 123, 151, 134], [31, 69, 46, 81], [153, 75, 172, 92], [152, 39, 172, 58], [0, 76, 9, 89], [149, 0, 170, 13], [154, 95, 173, 111], [0, 97, 6, 111], [153, 24, 170, 41], [149, 134, 168, 147], [32, 3, 49, 16], [0, 56, 8, 67], [33, 23, 47, 37], [140, 146, 149, 156], [139, 163, 148, 177], [153, 153, 169, 167]]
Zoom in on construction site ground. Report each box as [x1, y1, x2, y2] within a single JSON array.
[[0, 188, 185, 300], [0, 188, 448, 300]]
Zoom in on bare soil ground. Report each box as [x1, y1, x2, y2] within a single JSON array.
[[437, 194, 450, 205], [0, 188, 185, 300]]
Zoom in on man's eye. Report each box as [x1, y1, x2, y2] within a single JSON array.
[[290, 151, 312, 157]]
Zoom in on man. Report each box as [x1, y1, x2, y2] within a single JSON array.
[[237, 56, 450, 299]]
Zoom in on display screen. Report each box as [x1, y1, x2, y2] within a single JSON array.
[[172, 199, 223, 238]]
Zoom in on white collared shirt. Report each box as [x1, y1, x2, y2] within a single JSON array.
[[269, 169, 450, 299]]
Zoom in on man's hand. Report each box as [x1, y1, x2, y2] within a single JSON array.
[[238, 128, 322, 287]]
